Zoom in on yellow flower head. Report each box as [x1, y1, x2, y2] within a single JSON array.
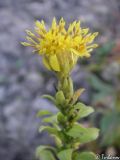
[[21, 18, 98, 76]]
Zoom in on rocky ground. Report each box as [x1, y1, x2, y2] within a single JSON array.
[[0, 0, 120, 160]]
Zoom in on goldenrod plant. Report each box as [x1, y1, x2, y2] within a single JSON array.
[[22, 18, 99, 160]]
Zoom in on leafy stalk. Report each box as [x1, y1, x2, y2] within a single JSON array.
[[36, 76, 99, 160]]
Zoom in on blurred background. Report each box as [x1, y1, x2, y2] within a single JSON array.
[[0, 0, 120, 160]]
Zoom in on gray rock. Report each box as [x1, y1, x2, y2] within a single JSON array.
[[0, 87, 6, 102]]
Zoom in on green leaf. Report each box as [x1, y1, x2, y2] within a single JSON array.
[[74, 102, 94, 120], [57, 112, 67, 124], [96, 41, 115, 58], [42, 115, 57, 123], [39, 126, 58, 134], [36, 145, 56, 160], [55, 90, 65, 105], [37, 150, 55, 160], [88, 74, 114, 104], [37, 110, 53, 117], [39, 126, 62, 142], [89, 74, 113, 93], [42, 114, 62, 131], [100, 112, 120, 146], [66, 124, 99, 144], [42, 94, 56, 103], [55, 137, 63, 147], [74, 151, 96, 160], [58, 149, 73, 160]]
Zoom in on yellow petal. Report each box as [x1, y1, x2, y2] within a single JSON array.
[[35, 20, 42, 28], [25, 30, 35, 37], [87, 44, 98, 49], [49, 54, 60, 71], [82, 28, 89, 35], [59, 17, 65, 26], [76, 20, 80, 27], [71, 21, 77, 27], [51, 17, 57, 29], [35, 20, 45, 31], [67, 24, 73, 33], [71, 48, 80, 56], [83, 52, 91, 57], [26, 36, 37, 44], [93, 32, 99, 37], [21, 42, 32, 46]]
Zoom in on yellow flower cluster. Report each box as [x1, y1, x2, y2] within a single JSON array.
[[22, 18, 98, 75]]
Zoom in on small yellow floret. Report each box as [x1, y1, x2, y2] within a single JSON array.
[[21, 18, 98, 75]]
